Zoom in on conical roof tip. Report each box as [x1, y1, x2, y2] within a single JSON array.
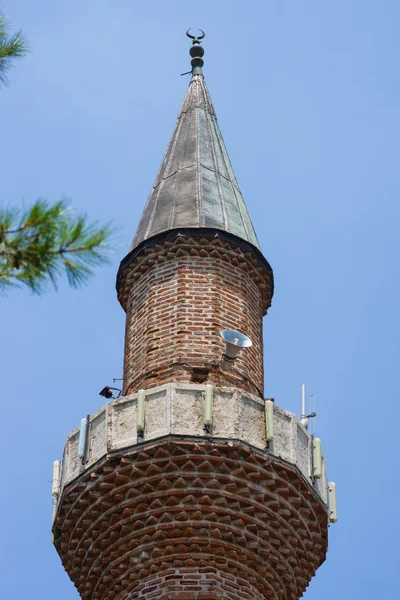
[[129, 31, 261, 253]]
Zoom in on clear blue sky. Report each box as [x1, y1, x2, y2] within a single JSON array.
[[1, 1, 399, 598]]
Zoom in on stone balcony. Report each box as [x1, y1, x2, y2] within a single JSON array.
[[54, 382, 328, 510], [52, 383, 329, 600]]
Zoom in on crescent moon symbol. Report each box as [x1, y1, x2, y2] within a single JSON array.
[[186, 29, 205, 40]]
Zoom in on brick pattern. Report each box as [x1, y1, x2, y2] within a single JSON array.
[[134, 567, 266, 599], [54, 439, 328, 600], [119, 236, 273, 396]]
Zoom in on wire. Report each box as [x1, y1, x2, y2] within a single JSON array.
[[125, 359, 264, 399]]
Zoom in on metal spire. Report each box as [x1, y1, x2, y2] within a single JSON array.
[[186, 29, 205, 76], [117, 31, 268, 294]]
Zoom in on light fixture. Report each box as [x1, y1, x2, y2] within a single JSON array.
[[99, 386, 121, 399], [220, 329, 252, 370]]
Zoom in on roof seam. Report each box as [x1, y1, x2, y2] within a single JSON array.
[[210, 113, 254, 242], [169, 88, 192, 229], [144, 115, 183, 240], [129, 73, 261, 252], [195, 81, 202, 226], [206, 105, 228, 230], [179, 106, 215, 117], [153, 159, 238, 187]]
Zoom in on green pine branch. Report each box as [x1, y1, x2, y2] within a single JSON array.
[[0, 10, 27, 86], [0, 199, 115, 294]]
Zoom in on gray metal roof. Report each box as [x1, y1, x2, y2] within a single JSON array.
[[130, 73, 261, 252]]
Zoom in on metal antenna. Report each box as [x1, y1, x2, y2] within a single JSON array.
[[301, 384, 308, 428], [300, 384, 317, 431], [309, 393, 317, 436]]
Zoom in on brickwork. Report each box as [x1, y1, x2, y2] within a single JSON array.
[[133, 567, 266, 599], [54, 439, 328, 600], [119, 236, 273, 396]]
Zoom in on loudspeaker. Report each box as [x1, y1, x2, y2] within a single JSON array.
[[220, 329, 252, 370]]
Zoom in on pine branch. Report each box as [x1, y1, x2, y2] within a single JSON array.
[[0, 199, 115, 294], [0, 11, 27, 87]]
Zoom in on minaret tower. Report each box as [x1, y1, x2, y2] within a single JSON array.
[[52, 32, 334, 600]]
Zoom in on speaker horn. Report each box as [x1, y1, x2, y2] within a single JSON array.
[[220, 329, 252, 370]]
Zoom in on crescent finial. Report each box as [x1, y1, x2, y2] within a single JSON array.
[[186, 29, 205, 41]]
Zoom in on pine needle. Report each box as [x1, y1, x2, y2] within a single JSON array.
[[0, 199, 115, 294], [0, 11, 27, 87]]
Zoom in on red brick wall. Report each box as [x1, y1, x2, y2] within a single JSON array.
[[134, 567, 265, 599], [120, 236, 273, 396], [54, 439, 328, 600]]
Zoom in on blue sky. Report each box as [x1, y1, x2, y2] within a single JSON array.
[[1, 1, 399, 598]]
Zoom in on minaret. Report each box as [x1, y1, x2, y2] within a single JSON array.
[[117, 30, 272, 399], [52, 32, 334, 600]]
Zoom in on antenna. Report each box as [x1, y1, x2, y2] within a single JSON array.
[[301, 384, 307, 428], [300, 384, 317, 431], [309, 393, 316, 435]]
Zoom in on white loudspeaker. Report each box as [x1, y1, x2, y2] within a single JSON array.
[[220, 329, 252, 370]]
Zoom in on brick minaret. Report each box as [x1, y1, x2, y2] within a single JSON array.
[[52, 32, 334, 600]]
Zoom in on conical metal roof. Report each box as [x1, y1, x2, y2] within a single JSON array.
[[129, 73, 261, 252]]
